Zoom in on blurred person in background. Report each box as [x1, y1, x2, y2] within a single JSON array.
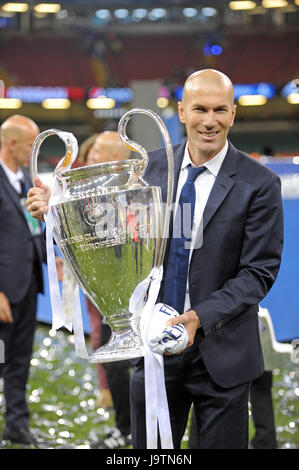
[[27, 131, 132, 449], [0, 115, 50, 446]]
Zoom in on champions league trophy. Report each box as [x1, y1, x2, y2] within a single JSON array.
[[30, 109, 174, 363]]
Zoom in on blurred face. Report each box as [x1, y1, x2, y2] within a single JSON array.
[[87, 137, 114, 165], [178, 79, 236, 163], [13, 127, 39, 168]]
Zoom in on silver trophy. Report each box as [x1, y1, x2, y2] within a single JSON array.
[[30, 108, 174, 363]]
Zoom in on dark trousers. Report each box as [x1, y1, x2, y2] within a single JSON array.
[[250, 370, 277, 449], [100, 322, 131, 436], [131, 333, 250, 449], [0, 277, 38, 429], [188, 405, 199, 449]]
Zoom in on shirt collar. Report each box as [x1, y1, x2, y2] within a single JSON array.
[[0, 159, 23, 187], [182, 140, 228, 177]]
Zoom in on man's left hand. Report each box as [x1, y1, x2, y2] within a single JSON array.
[[165, 309, 199, 354]]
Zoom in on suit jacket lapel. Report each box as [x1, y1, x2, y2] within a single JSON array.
[[156, 141, 185, 267], [202, 141, 237, 231], [0, 165, 28, 222], [172, 142, 186, 203], [159, 141, 186, 204]]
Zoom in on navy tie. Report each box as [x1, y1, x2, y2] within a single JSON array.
[[162, 164, 206, 313], [19, 178, 27, 198]]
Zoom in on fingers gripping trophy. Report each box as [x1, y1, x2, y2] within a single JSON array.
[[30, 109, 174, 364]]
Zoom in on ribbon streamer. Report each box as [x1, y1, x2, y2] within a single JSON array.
[[45, 203, 89, 359], [130, 266, 174, 449], [43, 132, 89, 359], [45, 208, 65, 331], [61, 262, 77, 332]]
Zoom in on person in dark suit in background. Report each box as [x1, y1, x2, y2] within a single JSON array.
[[0, 115, 60, 446], [130, 69, 284, 449]]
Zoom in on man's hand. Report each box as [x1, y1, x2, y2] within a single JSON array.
[[26, 177, 51, 222], [164, 309, 199, 354], [0, 292, 13, 323]]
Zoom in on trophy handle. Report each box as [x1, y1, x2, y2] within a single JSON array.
[[30, 129, 78, 183], [118, 108, 174, 268]]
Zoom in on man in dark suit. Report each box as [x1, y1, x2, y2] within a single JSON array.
[[130, 69, 283, 448], [0, 115, 49, 446]]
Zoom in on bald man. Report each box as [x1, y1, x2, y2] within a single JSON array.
[[0, 115, 47, 446], [130, 69, 283, 448], [87, 131, 131, 165]]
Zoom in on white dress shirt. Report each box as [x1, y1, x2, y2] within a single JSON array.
[[0, 159, 24, 193], [173, 140, 228, 311]]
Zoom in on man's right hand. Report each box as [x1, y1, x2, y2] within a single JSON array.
[[0, 292, 13, 323], [26, 177, 51, 222]]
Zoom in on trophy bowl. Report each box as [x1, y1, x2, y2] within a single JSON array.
[[30, 108, 174, 363]]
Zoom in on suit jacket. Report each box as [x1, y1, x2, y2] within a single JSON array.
[[0, 166, 46, 304], [143, 140, 283, 388]]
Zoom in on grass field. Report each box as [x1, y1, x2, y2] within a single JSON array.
[[0, 323, 298, 449]]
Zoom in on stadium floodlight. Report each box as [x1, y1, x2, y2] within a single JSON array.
[[287, 93, 299, 104], [86, 97, 115, 109], [183, 8, 198, 18], [2, 3, 28, 12], [42, 99, 71, 109], [95, 9, 110, 20], [238, 95, 267, 105], [34, 3, 61, 14], [156, 97, 169, 109], [151, 8, 166, 18], [229, 1, 256, 10], [132, 8, 147, 19], [114, 9, 129, 19], [201, 7, 218, 16], [148, 8, 166, 21], [262, 0, 288, 7], [211, 45, 222, 55], [0, 98, 22, 108]]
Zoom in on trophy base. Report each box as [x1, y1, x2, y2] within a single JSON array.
[[89, 328, 144, 363]]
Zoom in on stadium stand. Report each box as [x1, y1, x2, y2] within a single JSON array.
[[1, 32, 298, 88], [0, 36, 101, 86]]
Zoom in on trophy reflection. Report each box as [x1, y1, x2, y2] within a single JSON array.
[[30, 109, 174, 363]]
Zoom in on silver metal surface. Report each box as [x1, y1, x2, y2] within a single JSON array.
[[53, 184, 162, 362], [118, 108, 174, 268], [30, 108, 174, 363], [30, 128, 74, 182]]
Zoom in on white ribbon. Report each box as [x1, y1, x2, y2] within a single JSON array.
[[61, 262, 88, 360], [129, 266, 174, 449], [45, 207, 64, 331], [44, 132, 89, 359], [61, 262, 76, 332]]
